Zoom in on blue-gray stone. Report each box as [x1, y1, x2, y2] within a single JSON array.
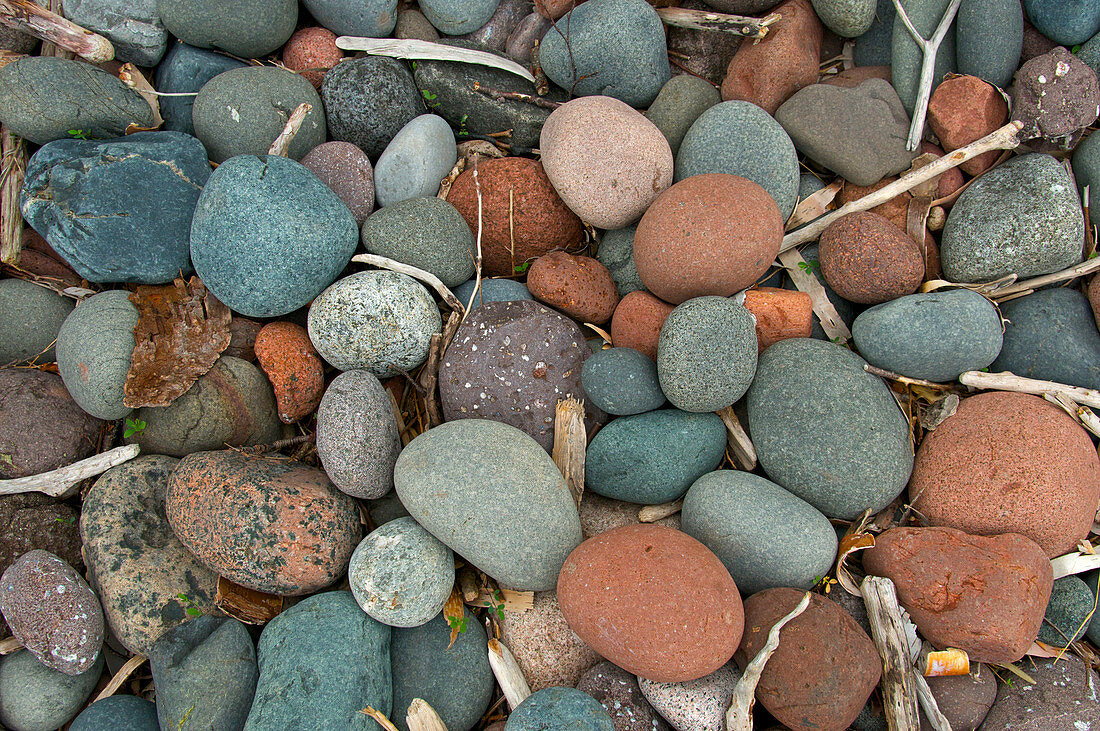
[[891, 0, 957, 114], [813, 0, 877, 37], [676, 100, 800, 219], [747, 338, 913, 519], [0, 279, 73, 364], [992, 288, 1100, 392], [1038, 575, 1093, 647], [581, 347, 665, 416], [375, 115, 457, 207], [585, 408, 726, 504], [0, 650, 103, 731], [394, 419, 582, 591], [799, 173, 827, 200], [361, 197, 475, 287], [391, 609, 494, 731], [597, 224, 646, 297], [853, 0, 894, 66], [539, 0, 670, 108], [323, 57, 425, 160], [0, 56, 154, 145], [644, 75, 720, 156], [245, 591, 391, 730], [420, 0, 502, 34], [21, 131, 208, 285], [1083, 570, 1100, 646], [956, 0, 1023, 89], [454, 277, 533, 307], [852, 288, 1003, 382], [1079, 30, 1100, 79], [1072, 123, 1100, 228], [303, 0, 399, 35], [70, 695, 159, 731], [682, 470, 838, 595], [942, 153, 1084, 283], [190, 154, 359, 318], [55, 290, 136, 420], [148, 615, 258, 731], [63, 0, 166, 65], [157, 0, 297, 58], [505, 687, 615, 731], [1024, 0, 1100, 46], [154, 42, 247, 136], [368, 490, 412, 527], [657, 296, 757, 413], [460, 0, 532, 52]]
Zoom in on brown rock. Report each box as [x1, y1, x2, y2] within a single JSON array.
[[300, 141, 375, 226], [395, 8, 440, 40], [909, 391, 1100, 557], [1021, 19, 1058, 63], [863, 527, 1053, 664], [226, 316, 262, 361], [742, 287, 813, 352], [667, 0, 741, 86], [927, 75, 1008, 175], [15, 230, 82, 286], [0, 368, 100, 479], [610, 291, 675, 361], [1012, 46, 1100, 144], [837, 177, 941, 274], [497, 590, 602, 691], [633, 174, 783, 304], [918, 666, 998, 730], [254, 322, 325, 424], [820, 65, 891, 88], [578, 493, 681, 539], [535, 0, 585, 19], [557, 524, 743, 682], [447, 157, 583, 277], [736, 588, 880, 731], [281, 27, 343, 88], [526, 251, 619, 324], [818, 211, 925, 304], [720, 0, 822, 114], [980, 654, 1100, 730], [1089, 275, 1100, 330]]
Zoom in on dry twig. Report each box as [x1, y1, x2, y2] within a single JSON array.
[[778, 248, 851, 342], [463, 156, 485, 320], [0, 125, 24, 265], [487, 638, 531, 710], [0, 0, 113, 61], [861, 576, 920, 730], [638, 498, 683, 523], [92, 654, 147, 703], [715, 405, 756, 469], [267, 103, 312, 157], [472, 82, 562, 110], [655, 7, 780, 38], [352, 254, 465, 313], [552, 397, 586, 509], [0, 444, 139, 499], [959, 370, 1100, 409], [335, 36, 535, 83], [891, 0, 963, 151]]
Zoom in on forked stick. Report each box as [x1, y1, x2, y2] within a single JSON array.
[[0, 444, 140, 499], [892, 0, 963, 151]]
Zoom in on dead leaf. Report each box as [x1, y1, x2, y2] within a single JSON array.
[[444, 586, 466, 650], [920, 393, 959, 431], [214, 576, 283, 625], [786, 179, 842, 231], [836, 510, 877, 597], [119, 63, 163, 129]]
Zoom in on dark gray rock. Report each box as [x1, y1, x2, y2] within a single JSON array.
[[1024, 0, 1100, 46], [62, 0, 166, 65], [374, 115, 457, 207], [505, 687, 614, 730], [644, 74, 720, 156], [576, 661, 670, 731], [367, 490, 412, 527], [157, 0, 297, 58], [55, 289, 137, 420], [597, 225, 646, 297], [1037, 575, 1093, 647], [454, 277, 533, 307], [420, 0, 502, 34], [891, 0, 957, 114], [956, 0, 1023, 89], [70, 696, 159, 731], [1012, 47, 1100, 146], [322, 57, 425, 160], [667, 0, 742, 85], [918, 669, 997, 730], [361, 197, 474, 287], [1080, 30, 1100, 79], [0, 369, 100, 479], [154, 41, 247, 136], [852, 0, 894, 66], [581, 347, 665, 416], [303, 0, 399, 36], [812, 0, 876, 37], [0, 0, 41, 54], [316, 369, 401, 499], [1073, 121, 1100, 228], [0, 650, 102, 731], [460, 0, 531, 52], [980, 655, 1100, 729], [0, 274, 73, 364]]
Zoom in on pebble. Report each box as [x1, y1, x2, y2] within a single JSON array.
[[1081, 29, 1100, 78], [362, 197, 475, 287], [596, 225, 645, 297], [158, 0, 296, 58], [576, 661, 670, 731], [281, 27, 343, 88], [891, 0, 957, 114], [303, 0, 399, 36], [812, 0, 876, 37], [254, 322, 325, 424], [667, 0, 742, 85], [0, 369, 100, 479], [580, 347, 665, 416], [1038, 575, 1093, 647], [506, 687, 615, 730], [852, 0, 893, 66], [0, 279, 72, 364], [461, 0, 531, 50], [322, 57, 425, 160], [374, 114, 457, 207], [994, 288, 1100, 392], [644, 75, 720, 156], [981, 654, 1100, 729], [154, 41, 247, 135], [955, 0, 1023, 89], [367, 490, 411, 527], [637, 663, 739, 731], [919, 669, 997, 731], [0, 650, 103, 731], [454, 277, 534, 307], [819, 211, 925, 304], [62, 0, 166, 65], [1023, 0, 1100, 46], [527, 251, 620, 324], [926, 75, 1008, 175], [55, 290, 137, 420], [396, 8, 440, 39], [301, 141, 375, 225], [498, 590, 602, 690], [1021, 18, 1060, 62], [420, 0, 502, 34], [506, 11, 549, 62], [70, 695, 159, 731], [316, 369, 401, 499], [1012, 46, 1100, 145], [610, 292, 675, 361], [1074, 124, 1100, 229], [742, 287, 814, 352]]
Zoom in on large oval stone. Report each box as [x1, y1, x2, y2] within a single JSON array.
[[55, 289, 137, 421], [505, 687, 615, 730], [157, 0, 297, 58], [0, 649, 103, 731], [0, 278, 73, 365]]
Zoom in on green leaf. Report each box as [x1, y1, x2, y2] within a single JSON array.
[[54, 516, 76, 524], [177, 592, 190, 602], [1072, 44, 1082, 54], [0, 454, 12, 467], [124, 418, 146, 438], [186, 606, 202, 617], [513, 262, 530, 274]]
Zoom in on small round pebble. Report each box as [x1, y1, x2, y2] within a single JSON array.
[[576, 661, 670, 731], [610, 291, 675, 361], [0, 279, 73, 364], [596, 224, 646, 297], [254, 322, 325, 424], [420, 0, 502, 34], [0, 649, 103, 731], [281, 27, 343, 87], [300, 141, 376, 225], [1038, 575, 1094, 647], [581, 347, 665, 416], [819, 211, 924, 304], [638, 663, 740, 731], [527, 251, 620, 324], [360, 197, 475, 287], [645, 74, 721, 156], [454, 277, 534, 308], [505, 686, 615, 730], [55, 290, 137, 421], [70, 695, 159, 731], [374, 114, 457, 207]]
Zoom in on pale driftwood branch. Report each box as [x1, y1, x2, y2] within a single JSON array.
[[487, 638, 531, 710], [891, 0, 963, 151], [552, 397, 586, 509], [267, 103, 312, 157], [0, 0, 113, 61], [1051, 551, 1100, 580], [352, 254, 465, 313], [655, 7, 780, 38], [778, 248, 851, 342], [638, 498, 683, 523], [861, 576, 920, 730], [959, 370, 1100, 409], [462, 155, 484, 321], [913, 673, 953, 731], [92, 653, 146, 703], [0, 637, 22, 655], [989, 256, 1100, 300], [1043, 392, 1100, 440], [334, 36, 535, 83], [0, 444, 140, 499], [118, 64, 162, 130], [864, 364, 951, 390], [780, 122, 1024, 251], [716, 405, 757, 470], [406, 699, 449, 731], [786, 179, 841, 231], [726, 591, 811, 730], [361, 707, 400, 731], [0, 125, 24, 265]]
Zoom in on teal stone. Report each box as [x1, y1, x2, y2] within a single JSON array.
[[0, 650, 103, 731], [581, 347, 665, 416], [812, 0, 877, 37], [454, 277, 533, 307], [1084, 571, 1100, 646], [596, 224, 646, 297], [1079, 31, 1100, 80], [1023, 0, 1100, 46], [157, 0, 297, 58], [644, 75, 720, 156], [63, 0, 165, 66], [70, 696, 159, 731], [585, 408, 726, 504], [361, 197, 475, 287], [420, 0, 501, 34], [891, 0, 957, 114], [375, 114, 457, 207], [853, 0, 894, 67], [303, 0, 400, 36], [323, 57, 425, 160], [505, 687, 615, 731], [0, 279, 73, 364], [956, 0, 1023, 89], [799, 173, 826, 200], [1038, 575, 1094, 647], [154, 41, 246, 135], [1072, 125, 1100, 228], [245, 591, 391, 730], [55, 290, 136, 420]]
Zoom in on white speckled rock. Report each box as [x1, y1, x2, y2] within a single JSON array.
[[638, 663, 740, 731]]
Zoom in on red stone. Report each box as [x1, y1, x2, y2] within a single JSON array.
[[610, 291, 675, 361], [927, 75, 1008, 175], [742, 287, 813, 352], [526, 251, 619, 325], [254, 321, 325, 424], [819, 211, 924, 304], [282, 27, 343, 88]]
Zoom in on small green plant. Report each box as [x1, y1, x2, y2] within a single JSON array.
[[410, 60, 418, 70], [513, 261, 530, 275], [54, 516, 76, 525], [176, 592, 202, 618], [457, 114, 469, 138], [797, 259, 820, 274], [123, 417, 146, 438], [0, 453, 12, 468], [489, 589, 505, 621], [67, 129, 89, 140], [446, 612, 468, 634], [421, 89, 439, 109], [813, 574, 838, 594]]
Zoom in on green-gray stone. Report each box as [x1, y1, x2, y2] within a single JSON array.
[[1038, 575, 1094, 647], [956, 0, 1023, 89], [70, 695, 159, 731], [63, 0, 166, 66], [1084, 571, 1100, 646], [644, 75, 720, 156], [853, 0, 894, 67], [891, 0, 957, 115], [505, 687, 614, 731], [303, 0, 400, 36], [1024, 0, 1100, 47], [453, 277, 533, 306], [324, 57, 425, 160], [157, 0, 297, 58], [812, 0, 877, 37], [1072, 124, 1100, 228], [420, 0, 501, 34], [0, 650, 103, 731], [596, 224, 646, 297], [361, 197, 475, 287], [0, 279, 73, 364], [1079, 31, 1100, 80], [154, 41, 247, 136], [374, 114, 457, 207], [55, 290, 136, 420], [581, 347, 665, 416]]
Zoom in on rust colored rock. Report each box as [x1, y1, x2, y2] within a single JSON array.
[[610, 291, 675, 361], [820, 65, 891, 88], [526, 251, 619, 324], [497, 590, 602, 691], [447, 156, 584, 277], [736, 587, 881, 731], [254, 321, 325, 424], [535, 0, 584, 19], [166, 450, 362, 596], [557, 523, 743, 683], [863, 527, 1053, 663], [282, 27, 343, 88], [920, 142, 965, 202], [720, 0, 822, 114], [633, 174, 783, 305], [927, 75, 1008, 175], [909, 391, 1100, 557], [742, 287, 813, 352], [837, 175, 941, 269], [818, 211, 924, 304]]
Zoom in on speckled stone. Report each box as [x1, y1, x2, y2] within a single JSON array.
[[638, 663, 739, 731], [396, 8, 440, 39], [526, 251, 620, 324], [1012, 47, 1100, 144], [1074, 123, 1100, 230], [1081, 30, 1100, 80], [0, 279, 72, 365], [818, 210, 925, 304], [956, 0, 1023, 89], [158, 1, 295, 56], [498, 590, 602, 691], [254, 321, 325, 424], [1038, 575, 1094, 647], [812, 0, 876, 37], [981, 654, 1100, 729], [852, 0, 894, 66], [454, 277, 534, 307], [301, 141, 375, 225], [0, 369, 100, 480], [576, 661, 670, 731], [596, 225, 645, 297], [281, 27, 343, 87], [361, 197, 474, 287], [581, 347, 665, 415], [667, 0, 742, 84], [891, 0, 957, 114], [303, 0, 399, 36], [70, 695, 159, 731], [506, 687, 615, 730], [322, 56, 425, 160], [374, 114, 457, 207], [55, 290, 136, 420], [420, 0, 502, 34], [154, 41, 247, 136], [644, 75, 720, 156], [63, 0, 165, 65], [0, 650, 102, 731], [918, 668, 997, 731]]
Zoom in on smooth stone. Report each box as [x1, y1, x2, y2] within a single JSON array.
[[1072, 112, 1100, 228], [0, 369, 99, 479], [956, 0, 1023, 89], [1012, 47, 1100, 144], [148, 615, 258, 731], [506, 11, 549, 61], [301, 141, 375, 225], [303, 0, 399, 35], [0, 650, 102, 731], [461, 0, 532, 51], [316, 369, 401, 499], [644, 74, 720, 156], [1080, 30, 1100, 79], [638, 663, 739, 731], [681, 470, 838, 595], [1024, 0, 1100, 46], [322, 57, 424, 160], [577, 661, 670, 731], [981, 655, 1100, 729], [597, 225, 645, 297], [396, 8, 440, 39], [374, 114, 457, 207], [245, 592, 391, 730], [157, 0, 297, 58], [526, 251, 620, 324], [63, 0, 165, 64], [919, 669, 997, 730], [1038, 575, 1093, 646], [586, 409, 725, 504], [852, 0, 894, 66], [361, 197, 474, 287], [743, 287, 814, 351], [154, 41, 247, 135], [812, 0, 876, 37], [581, 347, 665, 416], [891, 0, 957, 114], [55, 290, 136, 420], [70, 696, 159, 731], [420, 0, 502, 34], [394, 419, 582, 591], [498, 590, 602, 691], [453, 277, 533, 307], [506, 687, 615, 730], [190, 154, 359, 318], [368, 491, 411, 527], [0, 279, 72, 364]]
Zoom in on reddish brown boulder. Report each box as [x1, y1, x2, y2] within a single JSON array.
[[1089, 275, 1100, 330], [742, 287, 813, 352], [281, 27, 343, 88], [447, 157, 584, 277], [927, 75, 1008, 175], [863, 527, 1053, 663], [535, 0, 585, 19], [633, 174, 783, 304], [526, 251, 619, 324], [254, 321, 325, 424], [610, 291, 675, 361], [0, 368, 100, 479], [736, 588, 880, 731], [720, 0, 822, 114], [819, 211, 924, 304], [836, 177, 941, 275], [820, 65, 891, 88], [557, 524, 743, 682]]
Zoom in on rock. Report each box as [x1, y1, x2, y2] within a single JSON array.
[[362, 197, 474, 287], [420, 0, 501, 34], [1074, 123, 1100, 229], [148, 615, 258, 731], [667, 0, 742, 85], [637, 663, 739, 731], [785, 245, 859, 340], [956, 0, 1023, 89], [927, 75, 1008, 175], [747, 338, 913, 519], [301, 141, 375, 225], [62, 0, 165, 64], [864, 527, 1053, 663], [994, 288, 1100, 390], [851, 288, 1003, 382], [154, 41, 247, 135], [586, 409, 725, 504], [70, 695, 159, 731], [374, 115, 457, 207], [527, 251, 619, 324], [302, 0, 398, 36], [1012, 46, 1100, 145], [675, 101, 800, 220], [246, 591, 391, 729], [742, 287, 813, 352], [657, 296, 757, 412], [681, 470, 837, 595], [818, 211, 924, 304], [812, 0, 876, 37], [391, 609, 494, 731], [941, 153, 1083, 283], [396, 8, 440, 39], [460, 0, 530, 50], [367, 491, 411, 527], [505, 11, 549, 62], [506, 687, 614, 730], [157, 0, 296, 58], [498, 590, 602, 691], [348, 517, 454, 628], [852, 0, 894, 66], [580, 347, 665, 416], [447, 156, 582, 277], [1082, 29, 1100, 78], [721, 0, 822, 113], [610, 292, 675, 361], [55, 289, 137, 420], [981, 654, 1100, 729], [254, 322, 325, 424], [454, 277, 534, 307], [322, 57, 424, 160], [281, 27, 343, 87], [558, 524, 743, 682], [0, 56, 153, 145], [775, 79, 915, 186], [1023, 0, 1100, 46], [0, 650, 102, 731], [891, 0, 958, 114], [577, 661, 670, 731], [0, 369, 100, 479], [1038, 575, 1093, 647], [596, 225, 644, 297], [919, 669, 997, 731], [821, 64, 892, 87], [644, 75, 720, 156], [0, 2, 39, 54], [191, 154, 359, 318], [316, 369, 401, 499], [0, 279, 71, 365], [635, 174, 784, 304]]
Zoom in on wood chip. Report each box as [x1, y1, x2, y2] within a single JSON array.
[[118, 63, 162, 130], [715, 405, 757, 470], [266, 102, 312, 157], [0, 0, 114, 62], [465, 587, 534, 613], [654, 6, 780, 38], [487, 638, 532, 710], [361, 707, 401, 731], [836, 512, 876, 597], [444, 586, 466, 650], [861, 576, 920, 730], [1051, 551, 1100, 580], [919, 393, 959, 431], [0, 637, 22, 654], [406, 699, 449, 731], [785, 179, 841, 231], [552, 397, 586, 509], [778, 248, 851, 343], [214, 576, 283, 625], [638, 498, 683, 523]]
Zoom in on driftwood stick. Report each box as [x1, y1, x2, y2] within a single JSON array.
[[361, 707, 400, 731], [92, 653, 147, 703], [892, 0, 963, 151], [959, 370, 1100, 409], [335, 36, 535, 83], [552, 397, 586, 509], [487, 638, 532, 710], [0, 444, 140, 499], [352, 254, 465, 313], [989, 256, 1100, 299], [0, 637, 22, 654], [267, 103, 312, 157], [0, 125, 24, 265], [406, 699, 449, 731], [0, 0, 113, 62], [638, 498, 683, 523], [463, 155, 484, 321], [861, 576, 920, 730], [913, 673, 953, 731], [786, 179, 841, 231], [864, 364, 951, 390], [778, 248, 851, 342], [715, 405, 757, 470], [472, 82, 562, 110], [656, 7, 780, 38]]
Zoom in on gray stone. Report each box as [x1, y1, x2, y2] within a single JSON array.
[[157, 0, 297, 58], [1024, 0, 1100, 47], [918, 668, 997, 731], [853, 0, 894, 66], [361, 196, 475, 287], [0, 369, 100, 479], [420, 0, 502, 34], [316, 369, 402, 499], [396, 8, 440, 40], [62, 0, 166, 65], [1037, 575, 1093, 647], [941, 153, 1084, 283], [698, 0, 778, 11], [1080, 30, 1100, 79], [1073, 120, 1100, 228], [245, 591, 391, 730], [581, 347, 665, 416], [576, 661, 670, 731], [851, 288, 1003, 382], [645, 75, 720, 156], [70, 696, 159, 731], [301, 141, 376, 225], [775, 79, 916, 187], [0, 1, 41, 54], [675, 100, 800, 220], [0, 650, 102, 731], [597, 225, 646, 297], [374, 114, 457, 207], [956, 0, 1023, 89], [799, 173, 827, 200], [154, 41, 247, 136], [747, 338, 913, 519], [303, 0, 399, 36], [657, 296, 757, 413], [638, 663, 740, 731], [368, 490, 411, 526], [460, 0, 531, 51], [322, 57, 425, 160], [506, 687, 614, 730], [0, 279, 72, 364], [307, 271, 442, 376], [812, 0, 876, 37], [539, 0, 670, 108], [55, 290, 137, 420], [585, 409, 726, 504], [891, 0, 957, 114], [148, 615, 258, 731], [980, 655, 1100, 729], [454, 277, 533, 307], [394, 419, 582, 591]]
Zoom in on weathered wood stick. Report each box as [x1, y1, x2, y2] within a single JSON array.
[[92, 653, 146, 703], [0, 637, 22, 654], [552, 397, 586, 509], [785, 179, 841, 231], [0, 125, 24, 265], [861, 576, 920, 730], [656, 7, 780, 38], [990, 256, 1100, 300], [361, 707, 400, 731], [472, 82, 562, 110], [892, 0, 963, 151], [716, 405, 757, 470], [639, 498, 683, 523], [267, 103, 312, 157], [335, 36, 535, 83], [462, 156, 485, 321], [913, 673, 953, 731], [0, 444, 140, 499], [487, 638, 532, 710], [352, 253, 465, 313], [778, 248, 851, 342], [959, 370, 1100, 409], [406, 699, 449, 731], [0, 0, 113, 62]]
